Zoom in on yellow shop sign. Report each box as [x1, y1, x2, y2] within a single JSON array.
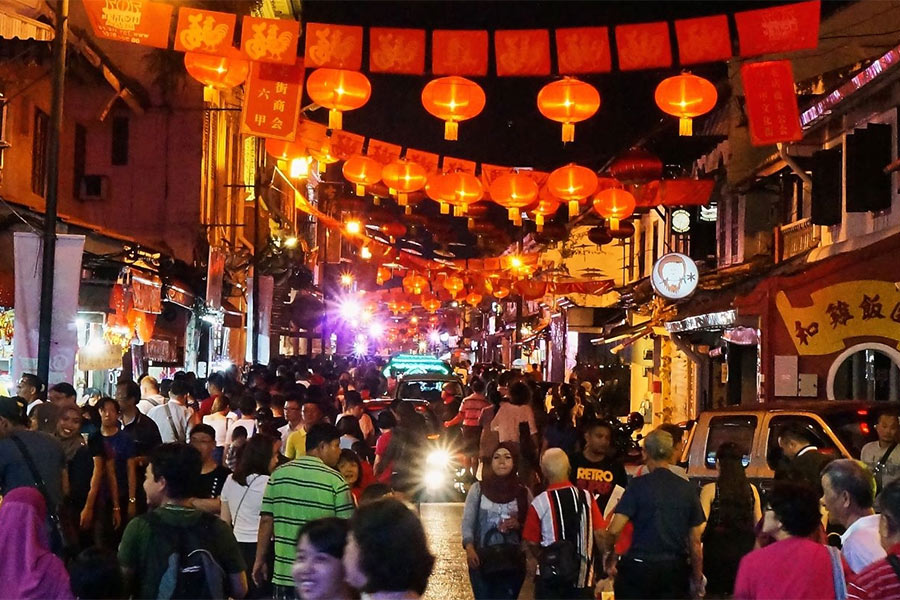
[[775, 280, 900, 356]]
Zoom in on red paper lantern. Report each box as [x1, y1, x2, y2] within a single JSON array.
[[608, 149, 663, 183], [547, 164, 599, 220], [443, 275, 465, 297], [382, 159, 427, 211], [376, 266, 392, 285], [489, 173, 539, 224], [402, 273, 429, 295], [529, 191, 561, 232], [421, 76, 486, 141], [654, 73, 717, 136], [422, 294, 441, 313], [425, 171, 484, 216], [184, 52, 249, 90], [592, 187, 636, 228], [265, 139, 306, 162], [380, 222, 407, 241], [306, 68, 372, 130], [537, 77, 601, 142], [342, 155, 383, 196], [465, 291, 483, 307]]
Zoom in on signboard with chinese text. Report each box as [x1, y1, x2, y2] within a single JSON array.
[[741, 60, 803, 146], [776, 281, 900, 355], [241, 59, 304, 141], [241, 17, 300, 65], [174, 8, 236, 55], [735, 0, 820, 57], [83, 0, 173, 49]]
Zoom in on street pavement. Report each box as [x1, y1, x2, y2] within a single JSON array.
[[420, 502, 473, 600]]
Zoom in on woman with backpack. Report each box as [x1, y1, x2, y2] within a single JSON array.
[[699, 442, 762, 598], [220, 434, 278, 599], [462, 442, 532, 600]]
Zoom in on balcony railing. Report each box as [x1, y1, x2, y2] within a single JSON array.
[[774, 218, 820, 263]]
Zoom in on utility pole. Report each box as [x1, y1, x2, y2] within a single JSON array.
[[251, 138, 263, 364], [37, 0, 69, 385]]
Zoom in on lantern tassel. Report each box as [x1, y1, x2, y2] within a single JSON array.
[[536, 214, 544, 231], [679, 117, 692, 136], [398, 193, 408, 206], [405, 205, 412, 215], [444, 121, 458, 141], [467, 217, 474, 230], [508, 207, 519, 222], [440, 202, 450, 215], [568, 200, 579, 221], [328, 109, 343, 130], [609, 217, 621, 230], [562, 122, 575, 143], [355, 184, 365, 196], [373, 197, 381, 206]]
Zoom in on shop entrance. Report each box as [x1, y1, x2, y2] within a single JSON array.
[[829, 343, 900, 402]]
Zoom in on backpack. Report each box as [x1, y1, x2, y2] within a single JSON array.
[[538, 489, 586, 587], [145, 511, 227, 600]]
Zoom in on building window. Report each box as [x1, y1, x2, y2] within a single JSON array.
[[31, 108, 49, 197], [651, 221, 659, 264], [111, 116, 129, 165], [73, 124, 86, 197]]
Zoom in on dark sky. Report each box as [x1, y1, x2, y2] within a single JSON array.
[[299, 1, 814, 171]]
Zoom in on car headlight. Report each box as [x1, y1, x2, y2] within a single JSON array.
[[426, 449, 451, 468], [423, 469, 446, 491]]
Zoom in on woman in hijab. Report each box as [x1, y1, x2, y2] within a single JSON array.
[[0, 487, 74, 599], [461, 442, 533, 600]]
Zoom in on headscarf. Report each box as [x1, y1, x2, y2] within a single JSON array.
[[0, 487, 73, 599], [56, 434, 85, 463], [480, 442, 526, 507]]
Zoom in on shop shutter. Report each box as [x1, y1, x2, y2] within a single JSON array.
[[846, 123, 892, 213], [811, 147, 842, 226]]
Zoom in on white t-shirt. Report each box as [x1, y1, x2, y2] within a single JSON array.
[[220, 473, 270, 543], [203, 411, 240, 447], [490, 403, 537, 444], [137, 394, 166, 415], [226, 418, 258, 446], [147, 401, 194, 443], [841, 513, 887, 573]]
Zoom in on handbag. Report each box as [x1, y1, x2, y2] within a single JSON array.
[[538, 489, 585, 586], [10, 434, 71, 556], [473, 488, 526, 576]]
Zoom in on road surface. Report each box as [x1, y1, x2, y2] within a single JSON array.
[[421, 502, 473, 600]]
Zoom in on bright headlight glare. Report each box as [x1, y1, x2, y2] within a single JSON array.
[[426, 449, 451, 468], [423, 469, 446, 490]]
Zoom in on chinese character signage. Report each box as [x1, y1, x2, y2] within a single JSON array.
[[241, 17, 300, 65], [555, 27, 612, 74], [83, 0, 173, 49], [305, 22, 364, 69], [432, 30, 489, 76], [174, 8, 236, 55], [495, 30, 551, 76], [776, 281, 900, 355], [675, 16, 732, 65], [369, 27, 425, 74], [241, 59, 304, 141], [615, 22, 672, 71], [735, 0, 820, 57], [741, 60, 803, 146]]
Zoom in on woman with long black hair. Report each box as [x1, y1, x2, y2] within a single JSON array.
[[699, 441, 762, 597]]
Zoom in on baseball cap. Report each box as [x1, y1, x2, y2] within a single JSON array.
[[0, 396, 28, 426]]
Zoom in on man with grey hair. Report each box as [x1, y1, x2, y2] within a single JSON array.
[[602, 429, 705, 599], [822, 459, 885, 573], [523, 448, 605, 599], [137, 376, 166, 415]]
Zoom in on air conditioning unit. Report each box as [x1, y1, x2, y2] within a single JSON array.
[[78, 175, 109, 201]]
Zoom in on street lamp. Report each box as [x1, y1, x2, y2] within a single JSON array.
[[340, 273, 354, 288]]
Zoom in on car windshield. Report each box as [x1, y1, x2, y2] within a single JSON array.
[[823, 409, 875, 459], [398, 380, 461, 402]]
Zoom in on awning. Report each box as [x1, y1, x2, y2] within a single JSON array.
[[0, 6, 53, 41]]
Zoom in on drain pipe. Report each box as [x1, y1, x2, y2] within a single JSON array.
[[776, 143, 813, 185]]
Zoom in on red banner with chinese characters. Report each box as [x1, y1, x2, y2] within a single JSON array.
[[304, 22, 364, 69], [405, 149, 440, 174], [615, 22, 672, 71], [241, 59, 305, 141], [675, 15, 732, 65], [174, 8, 235, 55], [330, 131, 365, 160], [735, 0, 820, 57], [432, 30, 489, 76], [83, 0, 173, 49], [556, 27, 612, 74], [366, 139, 402, 165], [241, 17, 300, 65], [495, 30, 551, 76], [442, 157, 477, 175], [297, 119, 328, 150], [369, 27, 426, 74], [741, 60, 803, 146]]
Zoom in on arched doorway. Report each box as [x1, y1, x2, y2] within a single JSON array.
[[827, 343, 900, 401]]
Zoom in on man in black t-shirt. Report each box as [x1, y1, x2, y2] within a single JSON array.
[[570, 420, 628, 516], [187, 424, 231, 514]]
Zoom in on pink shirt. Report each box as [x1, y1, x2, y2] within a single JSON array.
[[734, 537, 836, 600]]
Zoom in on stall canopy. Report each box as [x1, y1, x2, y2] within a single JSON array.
[[0, 1, 53, 41]]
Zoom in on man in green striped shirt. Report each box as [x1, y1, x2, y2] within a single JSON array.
[[253, 423, 354, 599]]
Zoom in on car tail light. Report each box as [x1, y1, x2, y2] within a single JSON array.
[[860, 422, 871, 436]]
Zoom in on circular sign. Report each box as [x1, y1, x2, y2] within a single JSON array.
[[671, 209, 691, 233], [651, 252, 699, 300]]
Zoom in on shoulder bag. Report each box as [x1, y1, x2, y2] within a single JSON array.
[[473, 487, 526, 576], [538, 488, 585, 586], [873, 442, 898, 492], [164, 403, 185, 443], [230, 475, 258, 528], [10, 434, 71, 555]]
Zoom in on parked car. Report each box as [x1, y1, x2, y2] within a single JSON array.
[[681, 401, 889, 493]]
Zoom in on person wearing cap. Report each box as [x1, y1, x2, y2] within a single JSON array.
[[0, 396, 67, 522]]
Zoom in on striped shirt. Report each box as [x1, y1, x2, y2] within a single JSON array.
[[523, 483, 603, 588], [848, 545, 900, 600], [261, 456, 354, 587]]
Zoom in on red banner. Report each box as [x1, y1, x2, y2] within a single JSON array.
[[297, 119, 328, 150], [735, 0, 820, 57], [675, 15, 732, 65], [304, 22, 364, 69], [366, 139, 402, 165], [495, 30, 551, 76], [330, 131, 365, 160], [480, 164, 514, 189], [432, 30, 489, 76], [174, 8, 235, 55], [83, 0, 172, 49], [241, 17, 300, 65], [443, 157, 476, 175], [241, 59, 305, 141], [615, 22, 672, 71], [369, 27, 426, 74], [660, 179, 716, 206], [406, 149, 440, 174], [741, 60, 803, 146], [556, 27, 612, 74]]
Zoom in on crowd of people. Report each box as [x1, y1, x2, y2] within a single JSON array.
[[3, 357, 900, 599]]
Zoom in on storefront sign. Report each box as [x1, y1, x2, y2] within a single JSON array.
[[76, 342, 123, 371], [83, 0, 173, 49], [651, 253, 699, 300], [741, 60, 803, 146], [671, 209, 691, 233], [240, 58, 304, 141], [776, 280, 900, 355]]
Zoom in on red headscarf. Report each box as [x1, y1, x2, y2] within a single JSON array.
[[481, 442, 529, 521], [0, 487, 73, 599]]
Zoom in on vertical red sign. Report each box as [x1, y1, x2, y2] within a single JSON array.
[[241, 59, 305, 141], [741, 60, 803, 146]]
